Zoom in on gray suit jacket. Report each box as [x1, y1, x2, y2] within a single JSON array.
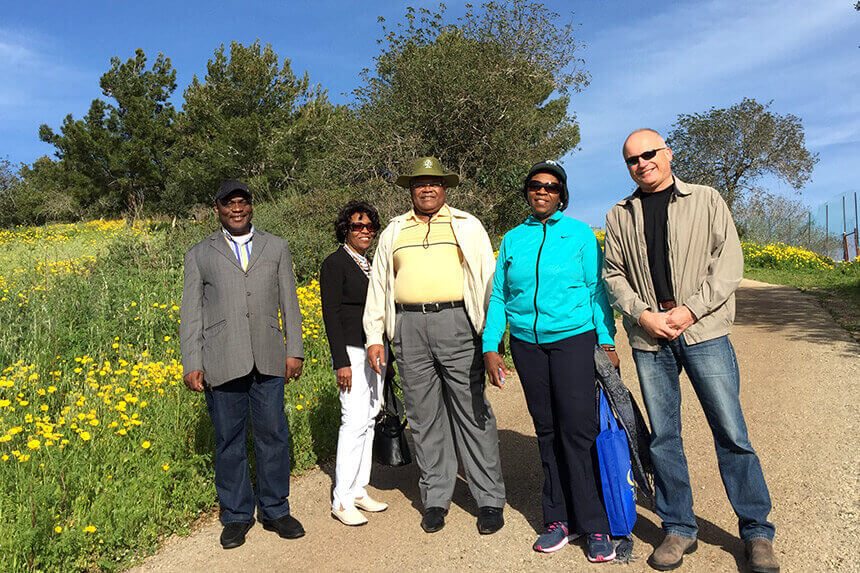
[[180, 229, 304, 388]]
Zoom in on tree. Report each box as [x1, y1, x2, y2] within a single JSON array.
[[666, 98, 818, 210], [0, 158, 16, 195], [0, 158, 80, 226], [333, 1, 589, 233], [38, 49, 178, 215], [167, 41, 338, 210]]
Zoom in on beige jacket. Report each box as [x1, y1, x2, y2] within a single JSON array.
[[363, 205, 496, 347], [603, 178, 743, 351]]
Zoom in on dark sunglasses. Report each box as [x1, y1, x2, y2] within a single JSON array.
[[526, 181, 562, 194], [349, 222, 377, 233], [624, 147, 666, 167]]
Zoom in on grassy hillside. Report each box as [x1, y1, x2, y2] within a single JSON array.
[[0, 217, 339, 571]]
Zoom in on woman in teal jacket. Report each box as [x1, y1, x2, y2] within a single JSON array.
[[483, 161, 619, 563]]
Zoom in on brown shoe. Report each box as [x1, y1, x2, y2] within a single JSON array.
[[648, 534, 698, 571], [746, 538, 780, 573]]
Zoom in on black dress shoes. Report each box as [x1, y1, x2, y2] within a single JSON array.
[[477, 506, 505, 534], [421, 507, 448, 533], [220, 519, 255, 549], [261, 513, 306, 539]]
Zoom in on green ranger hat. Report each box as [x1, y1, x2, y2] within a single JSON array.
[[395, 156, 459, 189]]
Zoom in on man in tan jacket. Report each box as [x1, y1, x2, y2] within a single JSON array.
[[603, 130, 778, 573], [364, 157, 506, 536]]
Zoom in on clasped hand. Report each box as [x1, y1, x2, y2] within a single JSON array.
[[639, 306, 695, 340]]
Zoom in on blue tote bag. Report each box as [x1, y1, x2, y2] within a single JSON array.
[[596, 388, 637, 536]]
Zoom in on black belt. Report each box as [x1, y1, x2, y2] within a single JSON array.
[[395, 300, 465, 313]]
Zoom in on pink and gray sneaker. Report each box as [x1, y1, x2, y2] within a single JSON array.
[[586, 533, 616, 562], [533, 521, 570, 553]]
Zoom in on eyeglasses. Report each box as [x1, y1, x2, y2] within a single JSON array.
[[349, 222, 377, 233], [526, 181, 562, 194], [411, 182, 444, 191], [624, 147, 666, 167]]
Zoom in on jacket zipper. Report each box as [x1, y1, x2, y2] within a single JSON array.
[[533, 223, 548, 343]]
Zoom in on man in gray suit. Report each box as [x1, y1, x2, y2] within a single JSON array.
[[180, 180, 305, 549]]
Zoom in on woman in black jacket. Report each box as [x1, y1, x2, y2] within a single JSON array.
[[320, 201, 386, 526]]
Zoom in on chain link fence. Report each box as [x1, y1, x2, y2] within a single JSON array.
[[735, 189, 859, 262]]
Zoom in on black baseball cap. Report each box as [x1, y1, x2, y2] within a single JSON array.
[[214, 180, 252, 204], [523, 160, 569, 209]]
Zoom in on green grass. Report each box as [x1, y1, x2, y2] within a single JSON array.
[[0, 219, 340, 572], [745, 264, 860, 340]]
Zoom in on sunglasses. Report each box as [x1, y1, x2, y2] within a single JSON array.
[[526, 181, 562, 194], [349, 222, 377, 233], [624, 147, 666, 167]]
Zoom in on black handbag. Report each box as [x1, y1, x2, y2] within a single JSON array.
[[373, 373, 412, 467]]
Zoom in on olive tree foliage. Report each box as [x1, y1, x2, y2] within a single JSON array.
[[0, 159, 27, 226], [36, 49, 178, 216], [332, 1, 589, 234], [167, 41, 340, 211], [0, 159, 16, 194], [667, 98, 818, 211]]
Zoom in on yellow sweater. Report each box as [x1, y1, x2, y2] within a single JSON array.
[[363, 205, 497, 347], [393, 206, 465, 303]]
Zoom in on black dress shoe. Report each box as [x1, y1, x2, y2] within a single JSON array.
[[477, 506, 504, 534], [220, 519, 254, 549], [261, 513, 305, 539], [421, 507, 448, 533]]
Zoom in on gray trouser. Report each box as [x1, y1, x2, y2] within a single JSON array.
[[393, 306, 506, 510]]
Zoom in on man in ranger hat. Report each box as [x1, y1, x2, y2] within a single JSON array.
[[364, 156, 507, 535]]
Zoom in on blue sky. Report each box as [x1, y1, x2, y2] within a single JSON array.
[[0, 0, 857, 227]]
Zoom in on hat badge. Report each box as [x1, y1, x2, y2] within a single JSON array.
[[423, 158, 434, 168]]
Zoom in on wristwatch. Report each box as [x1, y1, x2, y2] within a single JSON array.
[[601, 344, 616, 351]]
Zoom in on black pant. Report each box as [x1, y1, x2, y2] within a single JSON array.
[[510, 330, 610, 534]]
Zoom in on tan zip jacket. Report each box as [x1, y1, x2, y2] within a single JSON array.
[[603, 178, 743, 351], [363, 205, 496, 347]]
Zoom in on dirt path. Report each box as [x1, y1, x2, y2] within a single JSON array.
[[132, 280, 860, 572]]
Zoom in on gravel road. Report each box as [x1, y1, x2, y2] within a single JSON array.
[[132, 280, 860, 573]]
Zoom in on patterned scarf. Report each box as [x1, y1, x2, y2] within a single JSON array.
[[343, 244, 371, 278]]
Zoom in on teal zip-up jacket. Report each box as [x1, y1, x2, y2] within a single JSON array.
[[482, 210, 616, 353]]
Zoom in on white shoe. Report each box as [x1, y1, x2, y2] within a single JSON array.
[[332, 505, 368, 526], [354, 495, 388, 513]]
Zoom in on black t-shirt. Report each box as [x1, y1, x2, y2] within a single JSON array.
[[637, 184, 674, 303]]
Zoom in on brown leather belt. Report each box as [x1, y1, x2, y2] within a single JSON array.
[[658, 300, 677, 311]]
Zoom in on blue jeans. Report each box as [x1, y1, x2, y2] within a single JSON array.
[[205, 370, 292, 525], [632, 335, 774, 541]]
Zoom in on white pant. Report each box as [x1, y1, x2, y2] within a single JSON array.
[[332, 345, 386, 510]]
